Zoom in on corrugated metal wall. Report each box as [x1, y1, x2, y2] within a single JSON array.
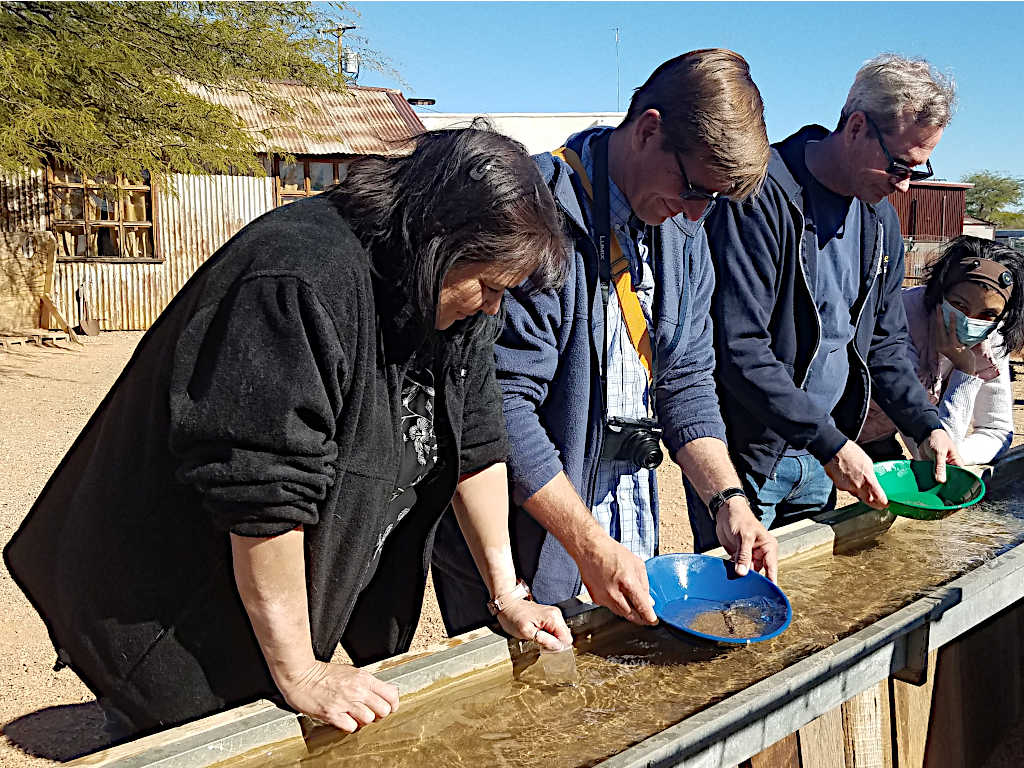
[[53, 173, 274, 330], [0, 168, 48, 232], [891, 186, 966, 241]]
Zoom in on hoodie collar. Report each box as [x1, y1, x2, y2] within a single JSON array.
[[769, 124, 832, 199]]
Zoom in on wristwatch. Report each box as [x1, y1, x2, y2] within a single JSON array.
[[708, 486, 747, 517], [486, 578, 532, 616]]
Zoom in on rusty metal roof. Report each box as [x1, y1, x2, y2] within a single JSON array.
[[910, 179, 974, 190], [190, 82, 425, 157]]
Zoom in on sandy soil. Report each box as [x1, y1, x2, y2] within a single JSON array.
[[1, 331, 1022, 766]]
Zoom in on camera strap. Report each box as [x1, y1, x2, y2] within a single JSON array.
[[551, 136, 654, 407]]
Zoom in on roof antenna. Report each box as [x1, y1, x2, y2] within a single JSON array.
[[324, 25, 360, 83]]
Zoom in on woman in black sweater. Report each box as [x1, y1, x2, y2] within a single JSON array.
[[5, 126, 571, 736]]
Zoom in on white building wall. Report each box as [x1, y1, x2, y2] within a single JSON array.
[[420, 113, 625, 155], [962, 223, 996, 240]]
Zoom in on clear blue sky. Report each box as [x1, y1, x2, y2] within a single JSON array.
[[344, 1, 1023, 184]]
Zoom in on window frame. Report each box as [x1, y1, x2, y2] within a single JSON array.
[[269, 155, 349, 207], [48, 166, 161, 263]]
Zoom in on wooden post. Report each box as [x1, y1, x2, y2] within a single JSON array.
[[799, 705, 845, 768], [842, 681, 893, 768], [924, 642, 964, 768], [891, 651, 937, 768], [750, 733, 800, 768]]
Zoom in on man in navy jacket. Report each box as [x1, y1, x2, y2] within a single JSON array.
[[433, 50, 779, 633], [691, 54, 960, 550]]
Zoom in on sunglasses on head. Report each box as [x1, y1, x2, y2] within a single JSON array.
[[862, 113, 935, 182]]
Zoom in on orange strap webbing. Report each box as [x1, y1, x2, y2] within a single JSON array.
[[552, 145, 652, 380]]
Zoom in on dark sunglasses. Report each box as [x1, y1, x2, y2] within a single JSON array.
[[674, 153, 720, 202], [862, 113, 934, 182]]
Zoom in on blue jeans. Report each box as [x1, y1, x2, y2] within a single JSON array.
[[685, 454, 836, 553]]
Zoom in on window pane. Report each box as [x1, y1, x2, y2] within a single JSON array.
[[125, 169, 151, 186], [53, 188, 84, 220], [124, 190, 150, 222], [52, 167, 82, 184], [87, 190, 119, 221], [122, 227, 154, 258], [90, 172, 117, 187], [309, 162, 334, 192], [279, 161, 303, 192], [55, 226, 87, 259], [95, 226, 120, 258]]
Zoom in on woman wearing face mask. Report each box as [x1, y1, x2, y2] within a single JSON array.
[[859, 236, 1024, 465]]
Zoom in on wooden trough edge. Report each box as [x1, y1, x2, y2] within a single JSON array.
[[67, 452, 1024, 768]]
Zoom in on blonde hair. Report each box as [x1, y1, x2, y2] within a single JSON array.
[[624, 48, 769, 201], [840, 53, 956, 134]]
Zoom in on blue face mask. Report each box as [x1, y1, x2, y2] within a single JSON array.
[[941, 300, 997, 347]]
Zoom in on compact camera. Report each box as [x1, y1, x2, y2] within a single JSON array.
[[602, 416, 664, 470]]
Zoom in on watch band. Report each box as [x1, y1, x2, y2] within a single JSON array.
[[487, 578, 532, 616], [708, 486, 747, 517]]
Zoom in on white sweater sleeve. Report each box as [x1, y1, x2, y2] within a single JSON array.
[[940, 354, 1013, 465], [938, 369, 984, 446]]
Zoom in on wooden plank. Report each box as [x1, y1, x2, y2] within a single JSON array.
[[798, 705, 845, 768], [958, 603, 1023, 767], [842, 681, 892, 768], [40, 294, 80, 344], [924, 642, 964, 768], [891, 650, 937, 768], [750, 734, 800, 768], [924, 602, 1024, 768]]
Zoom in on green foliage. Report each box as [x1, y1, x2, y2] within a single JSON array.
[[997, 211, 1024, 230], [0, 1, 391, 180], [962, 170, 1024, 227]]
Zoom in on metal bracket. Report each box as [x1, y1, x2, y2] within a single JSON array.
[[893, 621, 931, 685]]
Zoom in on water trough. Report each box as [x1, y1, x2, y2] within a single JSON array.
[[69, 450, 1024, 768]]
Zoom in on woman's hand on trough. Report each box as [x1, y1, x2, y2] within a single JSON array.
[[277, 660, 400, 733], [496, 597, 574, 651]]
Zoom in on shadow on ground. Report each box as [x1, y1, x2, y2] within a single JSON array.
[[3, 701, 116, 762]]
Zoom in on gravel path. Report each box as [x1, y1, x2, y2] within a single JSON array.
[[1, 331, 1020, 765]]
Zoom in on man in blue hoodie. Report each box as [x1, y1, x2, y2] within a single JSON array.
[[688, 55, 960, 551], [433, 50, 779, 635]]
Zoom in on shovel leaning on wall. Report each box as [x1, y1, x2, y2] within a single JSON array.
[[76, 282, 100, 336]]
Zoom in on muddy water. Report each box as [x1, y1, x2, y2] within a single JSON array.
[[671, 596, 785, 639], [220, 484, 1024, 768]]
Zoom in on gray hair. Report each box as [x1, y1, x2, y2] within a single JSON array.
[[839, 53, 956, 134]]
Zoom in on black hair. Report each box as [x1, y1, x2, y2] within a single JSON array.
[[328, 119, 567, 344], [922, 235, 1024, 355]]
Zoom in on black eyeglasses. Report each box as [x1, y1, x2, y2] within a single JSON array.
[[674, 153, 720, 202], [862, 113, 935, 182]]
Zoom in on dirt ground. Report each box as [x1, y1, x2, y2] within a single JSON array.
[[1, 331, 1022, 766]]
